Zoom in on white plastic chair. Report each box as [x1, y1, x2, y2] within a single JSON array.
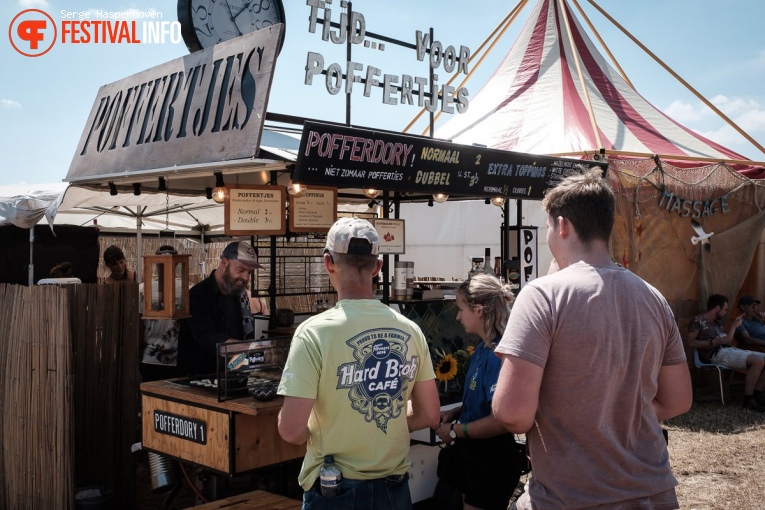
[[693, 349, 734, 405]]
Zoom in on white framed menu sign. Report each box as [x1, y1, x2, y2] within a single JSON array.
[[289, 186, 337, 233], [371, 218, 405, 254], [225, 185, 286, 235]]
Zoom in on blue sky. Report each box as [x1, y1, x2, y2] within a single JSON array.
[[1, 0, 764, 186]]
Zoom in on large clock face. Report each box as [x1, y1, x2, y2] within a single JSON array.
[[178, 0, 285, 53]]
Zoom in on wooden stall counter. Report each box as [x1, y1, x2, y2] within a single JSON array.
[[141, 379, 305, 476]]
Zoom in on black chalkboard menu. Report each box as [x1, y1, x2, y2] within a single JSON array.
[[293, 121, 607, 200]]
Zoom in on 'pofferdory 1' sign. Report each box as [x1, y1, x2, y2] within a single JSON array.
[[66, 25, 283, 182], [154, 410, 207, 445], [293, 122, 607, 200]]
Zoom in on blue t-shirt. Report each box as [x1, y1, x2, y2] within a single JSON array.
[[738, 318, 765, 341], [460, 339, 501, 423]]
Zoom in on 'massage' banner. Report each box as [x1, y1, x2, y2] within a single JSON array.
[[294, 121, 607, 200]]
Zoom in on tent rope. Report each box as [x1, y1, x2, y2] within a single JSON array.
[[403, 0, 530, 134]]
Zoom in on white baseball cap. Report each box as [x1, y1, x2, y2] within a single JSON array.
[[325, 218, 380, 255]]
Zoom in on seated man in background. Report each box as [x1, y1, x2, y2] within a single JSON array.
[[687, 294, 765, 411], [736, 295, 765, 353]]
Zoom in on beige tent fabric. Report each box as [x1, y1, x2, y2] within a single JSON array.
[[608, 158, 765, 333]]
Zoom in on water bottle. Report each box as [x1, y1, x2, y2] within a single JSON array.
[[483, 248, 492, 275], [320, 455, 342, 497]]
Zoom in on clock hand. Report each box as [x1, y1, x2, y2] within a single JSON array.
[[222, 0, 245, 35], [232, 0, 260, 35]]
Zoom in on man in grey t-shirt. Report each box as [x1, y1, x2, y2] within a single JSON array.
[[493, 169, 692, 509]]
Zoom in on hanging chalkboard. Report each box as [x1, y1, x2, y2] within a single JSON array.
[[225, 186, 286, 235], [293, 121, 607, 200], [288, 186, 337, 233]]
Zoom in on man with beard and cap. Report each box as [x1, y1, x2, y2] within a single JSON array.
[[687, 293, 765, 411], [177, 241, 263, 376]]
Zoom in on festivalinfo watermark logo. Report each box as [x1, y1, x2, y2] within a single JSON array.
[[9, 7, 182, 57]]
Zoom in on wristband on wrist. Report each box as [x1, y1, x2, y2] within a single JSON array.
[[461, 422, 470, 439]]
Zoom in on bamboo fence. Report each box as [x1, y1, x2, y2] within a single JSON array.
[[0, 282, 140, 509], [68, 283, 140, 510], [0, 283, 73, 509]]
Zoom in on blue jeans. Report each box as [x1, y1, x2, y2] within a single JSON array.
[[302, 473, 412, 510]]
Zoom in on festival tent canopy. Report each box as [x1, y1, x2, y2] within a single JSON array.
[[429, 0, 765, 322], [434, 0, 765, 178]]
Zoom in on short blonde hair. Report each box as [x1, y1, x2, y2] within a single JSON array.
[[457, 274, 514, 346]]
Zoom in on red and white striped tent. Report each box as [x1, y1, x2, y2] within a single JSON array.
[[432, 0, 765, 318], [435, 0, 765, 178]]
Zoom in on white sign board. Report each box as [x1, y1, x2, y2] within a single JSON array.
[[372, 218, 405, 254], [288, 186, 337, 233], [225, 186, 286, 235]]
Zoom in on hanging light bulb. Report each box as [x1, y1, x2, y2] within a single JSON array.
[[363, 188, 379, 199], [287, 180, 305, 198], [212, 172, 227, 204], [491, 196, 506, 207], [432, 193, 449, 203]]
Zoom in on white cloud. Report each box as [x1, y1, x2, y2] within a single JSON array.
[[664, 100, 705, 123], [709, 94, 762, 117], [1, 99, 22, 110], [663, 95, 765, 160], [19, 0, 49, 8]]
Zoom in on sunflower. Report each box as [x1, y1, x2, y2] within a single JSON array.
[[435, 354, 459, 382]]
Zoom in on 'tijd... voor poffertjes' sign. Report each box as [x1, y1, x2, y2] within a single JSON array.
[[293, 122, 608, 200], [66, 25, 283, 182]]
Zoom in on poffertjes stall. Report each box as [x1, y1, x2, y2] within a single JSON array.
[[56, 2, 606, 506], [141, 379, 304, 476]]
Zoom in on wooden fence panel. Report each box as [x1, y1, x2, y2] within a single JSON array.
[[0, 283, 140, 510]]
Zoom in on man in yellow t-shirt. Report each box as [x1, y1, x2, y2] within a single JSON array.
[[277, 218, 440, 509]]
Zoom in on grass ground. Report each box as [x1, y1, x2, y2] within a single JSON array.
[[667, 396, 765, 509]]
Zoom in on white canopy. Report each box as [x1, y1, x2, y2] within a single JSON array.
[[0, 182, 68, 230]]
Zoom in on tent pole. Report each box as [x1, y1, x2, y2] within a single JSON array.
[[570, 0, 633, 88], [585, 0, 765, 156], [200, 228, 206, 277], [550, 149, 765, 167], [136, 214, 143, 283], [558, 0, 603, 149], [28, 228, 34, 286], [404, 0, 529, 134]]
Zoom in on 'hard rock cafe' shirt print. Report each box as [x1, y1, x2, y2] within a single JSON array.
[[337, 328, 419, 433]]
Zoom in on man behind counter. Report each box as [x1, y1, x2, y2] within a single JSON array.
[[177, 241, 263, 376]]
